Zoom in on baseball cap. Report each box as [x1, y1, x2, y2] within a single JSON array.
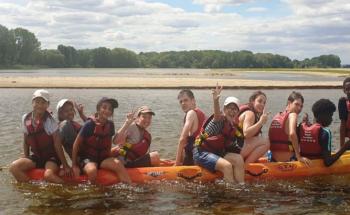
[[96, 97, 118, 110], [56, 99, 73, 112], [137, 106, 155, 116], [224, 96, 240, 107], [32, 89, 50, 102]]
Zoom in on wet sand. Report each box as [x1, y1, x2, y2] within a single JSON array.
[[0, 76, 343, 89]]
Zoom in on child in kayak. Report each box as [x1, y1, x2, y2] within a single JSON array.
[[9, 89, 73, 183], [236, 91, 270, 163], [71, 97, 131, 184], [175, 89, 206, 166], [338, 77, 350, 148], [193, 84, 245, 184], [112, 106, 160, 168], [56, 99, 87, 159], [268, 91, 311, 166], [299, 99, 350, 166]]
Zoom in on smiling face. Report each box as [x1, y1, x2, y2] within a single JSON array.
[[252, 94, 267, 114], [287, 98, 304, 114], [97, 101, 113, 122], [223, 103, 239, 120], [32, 97, 49, 116], [58, 102, 75, 121], [178, 94, 195, 113], [136, 113, 153, 129]]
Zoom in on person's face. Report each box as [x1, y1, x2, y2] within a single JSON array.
[[97, 102, 113, 121], [32, 97, 49, 116], [288, 98, 303, 114], [252, 95, 266, 114], [137, 113, 153, 129], [343, 82, 350, 99], [59, 102, 75, 121], [223, 103, 239, 119], [178, 94, 195, 113]]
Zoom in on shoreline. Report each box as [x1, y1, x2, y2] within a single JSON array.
[[0, 76, 343, 89]]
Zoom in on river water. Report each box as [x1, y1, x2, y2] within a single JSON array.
[[1, 86, 350, 214]]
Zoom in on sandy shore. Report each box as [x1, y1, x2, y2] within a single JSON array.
[[0, 76, 343, 89]]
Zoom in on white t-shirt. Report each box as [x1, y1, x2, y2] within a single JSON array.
[[22, 113, 58, 135], [126, 123, 143, 144]]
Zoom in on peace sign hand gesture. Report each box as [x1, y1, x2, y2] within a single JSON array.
[[212, 83, 223, 101]]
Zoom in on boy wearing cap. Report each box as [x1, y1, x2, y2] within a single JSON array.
[[193, 85, 245, 184], [268, 91, 311, 166], [10, 89, 73, 183], [72, 97, 131, 184], [57, 99, 87, 158], [112, 106, 160, 168], [175, 89, 206, 166]]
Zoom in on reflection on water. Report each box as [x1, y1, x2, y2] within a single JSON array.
[[0, 88, 349, 214]]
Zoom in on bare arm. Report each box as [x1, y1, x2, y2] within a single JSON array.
[[242, 110, 268, 138], [340, 120, 347, 148], [72, 134, 83, 167], [288, 113, 311, 166], [23, 133, 29, 158], [175, 110, 196, 166], [212, 84, 223, 121], [74, 102, 88, 122], [323, 140, 350, 167], [114, 111, 135, 145], [53, 131, 69, 168]]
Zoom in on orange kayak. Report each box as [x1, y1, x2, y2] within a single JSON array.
[[26, 154, 350, 185]]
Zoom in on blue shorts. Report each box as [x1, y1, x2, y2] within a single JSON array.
[[193, 147, 220, 172]]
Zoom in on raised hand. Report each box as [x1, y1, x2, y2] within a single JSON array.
[[259, 106, 270, 125], [212, 83, 223, 100], [74, 102, 84, 115], [125, 109, 137, 124]]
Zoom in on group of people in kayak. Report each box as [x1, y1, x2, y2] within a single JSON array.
[[9, 77, 350, 185]]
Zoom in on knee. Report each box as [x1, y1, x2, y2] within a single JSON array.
[[43, 169, 55, 181], [231, 155, 244, 167], [150, 151, 160, 164], [85, 167, 98, 181]]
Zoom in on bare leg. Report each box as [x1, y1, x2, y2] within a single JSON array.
[[100, 157, 131, 184], [150, 151, 160, 166], [83, 162, 98, 183], [9, 158, 36, 182], [214, 157, 235, 183], [224, 153, 245, 183], [240, 136, 270, 164], [44, 161, 64, 184]]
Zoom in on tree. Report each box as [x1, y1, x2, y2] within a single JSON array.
[[0, 25, 16, 66], [11, 28, 40, 65], [57, 45, 78, 67], [91, 47, 113, 68]]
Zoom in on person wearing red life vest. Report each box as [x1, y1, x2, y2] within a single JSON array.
[[10, 89, 73, 183], [338, 77, 350, 148], [237, 91, 270, 164], [268, 91, 311, 166], [175, 89, 206, 166], [112, 106, 160, 168], [299, 99, 350, 166], [72, 97, 131, 184], [56, 99, 87, 159], [193, 84, 245, 184]]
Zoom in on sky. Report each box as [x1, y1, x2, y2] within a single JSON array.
[[1, 0, 350, 64]]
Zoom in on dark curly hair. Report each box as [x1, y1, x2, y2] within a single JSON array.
[[312, 99, 336, 118]]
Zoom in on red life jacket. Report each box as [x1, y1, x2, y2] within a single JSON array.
[[184, 108, 206, 152], [238, 104, 261, 136], [299, 122, 323, 159], [112, 125, 152, 161], [346, 100, 350, 138], [25, 111, 57, 161], [269, 110, 293, 153], [80, 118, 113, 163], [195, 115, 238, 155]]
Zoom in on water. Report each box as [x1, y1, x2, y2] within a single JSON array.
[[0, 68, 345, 82], [0, 88, 349, 214]]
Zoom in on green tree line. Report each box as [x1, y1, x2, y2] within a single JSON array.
[[0, 25, 342, 68]]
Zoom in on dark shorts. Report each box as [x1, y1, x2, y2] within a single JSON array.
[[193, 147, 220, 173], [183, 137, 195, 165], [29, 155, 61, 168], [125, 154, 151, 168], [225, 138, 244, 154]]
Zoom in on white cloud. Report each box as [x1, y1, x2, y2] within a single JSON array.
[[246, 7, 267, 13], [193, 0, 254, 13], [0, 0, 350, 63]]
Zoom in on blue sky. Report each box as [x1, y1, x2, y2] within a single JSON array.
[[1, 0, 350, 63]]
